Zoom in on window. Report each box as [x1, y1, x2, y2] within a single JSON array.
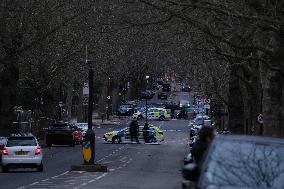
[[7, 137, 37, 147]]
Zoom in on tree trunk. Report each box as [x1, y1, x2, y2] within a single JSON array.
[[228, 68, 244, 134], [262, 26, 284, 137]]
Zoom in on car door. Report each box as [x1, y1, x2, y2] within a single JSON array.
[[124, 128, 131, 140]]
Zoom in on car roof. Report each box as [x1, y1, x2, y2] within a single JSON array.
[[8, 136, 36, 140], [215, 135, 284, 145]]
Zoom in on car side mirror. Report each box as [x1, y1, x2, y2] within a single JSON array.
[[183, 163, 199, 182]]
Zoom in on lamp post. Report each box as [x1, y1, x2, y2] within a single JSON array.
[[107, 77, 111, 120], [71, 46, 107, 172], [82, 46, 95, 165], [145, 75, 149, 125]]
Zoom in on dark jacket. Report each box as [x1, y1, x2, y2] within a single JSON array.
[[130, 120, 139, 133]]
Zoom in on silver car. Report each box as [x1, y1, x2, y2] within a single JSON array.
[[2, 136, 43, 173]]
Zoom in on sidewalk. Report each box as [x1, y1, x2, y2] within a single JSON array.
[[92, 116, 129, 127]]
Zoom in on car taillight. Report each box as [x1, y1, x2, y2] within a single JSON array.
[[35, 147, 41, 155], [2, 148, 8, 155]]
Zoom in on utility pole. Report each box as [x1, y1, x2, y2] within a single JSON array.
[[145, 76, 149, 125], [107, 77, 111, 120], [83, 45, 95, 165], [71, 45, 107, 172], [58, 83, 63, 122]]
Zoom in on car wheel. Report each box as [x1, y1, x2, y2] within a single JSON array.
[[37, 164, 43, 172], [112, 136, 121, 144], [159, 116, 165, 121], [69, 141, 75, 147], [2, 165, 9, 173], [149, 137, 157, 143], [46, 142, 52, 148]]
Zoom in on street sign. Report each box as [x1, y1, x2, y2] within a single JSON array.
[[204, 104, 210, 109], [257, 114, 263, 124], [83, 82, 89, 97], [204, 98, 211, 104], [83, 97, 88, 105]]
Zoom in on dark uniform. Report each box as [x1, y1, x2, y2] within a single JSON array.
[[130, 120, 140, 144], [142, 123, 150, 143]]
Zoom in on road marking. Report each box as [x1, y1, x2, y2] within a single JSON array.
[[17, 171, 69, 189], [73, 173, 108, 189], [30, 182, 39, 186], [41, 179, 50, 182]]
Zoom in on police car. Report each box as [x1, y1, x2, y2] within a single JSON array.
[[133, 108, 170, 121], [103, 125, 164, 143]]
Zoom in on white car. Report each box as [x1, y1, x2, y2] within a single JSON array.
[[2, 136, 43, 173]]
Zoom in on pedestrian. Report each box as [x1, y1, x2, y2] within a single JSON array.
[[129, 118, 140, 144], [191, 126, 215, 167], [171, 108, 175, 119], [142, 122, 150, 143], [101, 113, 105, 123]]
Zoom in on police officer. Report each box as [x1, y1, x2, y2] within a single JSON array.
[[129, 118, 140, 144], [142, 123, 150, 143]]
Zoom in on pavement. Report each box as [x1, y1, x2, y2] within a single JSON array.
[[0, 87, 192, 189]]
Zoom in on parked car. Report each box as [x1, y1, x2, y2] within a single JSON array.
[[117, 104, 134, 116], [45, 123, 75, 147], [162, 83, 171, 92], [182, 85, 191, 92], [71, 126, 83, 144], [140, 90, 155, 100], [133, 108, 170, 121], [2, 135, 43, 172], [158, 92, 167, 100], [182, 135, 284, 189], [74, 123, 88, 138]]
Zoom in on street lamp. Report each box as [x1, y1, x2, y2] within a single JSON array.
[[107, 77, 111, 120], [145, 75, 149, 125], [82, 63, 96, 165]]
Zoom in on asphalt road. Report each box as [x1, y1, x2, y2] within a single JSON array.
[[0, 89, 191, 189]]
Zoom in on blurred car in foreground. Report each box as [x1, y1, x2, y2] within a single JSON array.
[[182, 135, 284, 189], [2, 136, 43, 173], [103, 125, 164, 144]]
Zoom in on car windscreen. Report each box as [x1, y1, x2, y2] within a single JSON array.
[[7, 137, 37, 147], [49, 124, 69, 130], [77, 124, 88, 128], [201, 140, 284, 189], [193, 118, 203, 125]]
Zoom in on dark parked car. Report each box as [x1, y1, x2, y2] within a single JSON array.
[[45, 123, 75, 147], [158, 92, 167, 100], [117, 104, 135, 116], [140, 90, 154, 100], [182, 135, 284, 189], [182, 85, 191, 92], [162, 83, 171, 92]]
